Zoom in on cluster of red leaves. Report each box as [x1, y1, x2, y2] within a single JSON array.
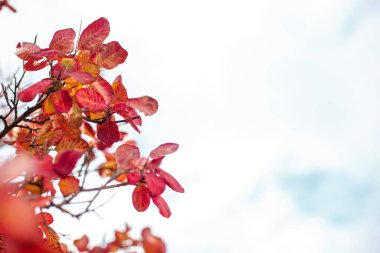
[[73, 226, 165, 253], [0, 0, 16, 13], [99, 142, 184, 217], [0, 17, 183, 253]]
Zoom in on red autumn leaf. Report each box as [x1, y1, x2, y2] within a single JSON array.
[[53, 150, 82, 177], [18, 78, 52, 102], [97, 120, 120, 146], [115, 106, 142, 133], [115, 144, 140, 167], [127, 171, 142, 185], [82, 121, 95, 137], [132, 185, 150, 212], [51, 90, 73, 113], [144, 173, 166, 197], [58, 176, 80, 196], [49, 28, 76, 53], [149, 143, 179, 159], [67, 71, 94, 83], [78, 17, 110, 50], [75, 88, 107, 111], [15, 42, 41, 61], [141, 228, 166, 253], [74, 235, 89, 252], [32, 49, 61, 60], [90, 77, 114, 106], [36, 212, 54, 226], [158, 169, 184, 193], [152, 196, 171, 218], [24, 59, 48, 71], [111, 75, 128, 104], [95, 41, 128, 69], [40, 225, 60, 245], [127, 96, 158, 116]]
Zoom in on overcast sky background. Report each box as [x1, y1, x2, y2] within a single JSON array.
[[1, 0, 380, 252]]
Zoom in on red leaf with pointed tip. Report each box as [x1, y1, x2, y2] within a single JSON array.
[[78, 17, 110, 50], [53, 150, 82, 177], [95, 41, 128, 69], [111, 75, 128, 104], [75, 88, 107, 111], [15, 42, 41, 61], [90, 77, 114, 106], [152, 196, 171, 218], [36, 212, 54, 226], [132, 185, 150, 212], [127, 96, 158, 116], [49, 28, 76, 53], [97, 120, 120, 146], [115, 144, 140, 167], [24, 60, 48, 71], [158, 169, 184, 193], [144, 173, 166, 197], [58, 176, 80, 196], [18, 78, 52, 102], [51, 90, 72, 113], [116, 107, 141, 133], [149, 143, 179, 158]]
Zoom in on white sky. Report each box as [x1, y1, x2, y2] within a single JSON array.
[[1, 0, 380, 252]]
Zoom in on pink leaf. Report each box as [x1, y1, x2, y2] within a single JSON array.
[[49, 28, 76, 53], [51, 90, 72, 113], [95, 41, 128, 69], [158, 169, 184, 193], [97, 120, 120, 146], [127, 171, 142, 185], [90, 77, 114, 106], [15, 42, 41, 61], [144, 173, 166, 197], [75, 88, 107, 111], [115, 144, 140, 167], [78, 17, 110, 50], [18, 79, 52, 102], [152, 195, 171, 218], [127, 96, 158, 116], [53, 150, 82, 177], [149, 143, 179, 159]]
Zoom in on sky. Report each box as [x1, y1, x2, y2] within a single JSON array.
[[1, 0, 380, 252]]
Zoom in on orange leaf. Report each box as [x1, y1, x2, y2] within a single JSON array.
[[95, 41, 128, 69], [111, 75, 128, 104], [58, 176, 80, 196], [43, 95, 56, 115], [74, 235, 89, 252], [49, 28, 76, 53], [40, 225, 60, 245], [55, 138, 89, 153], [132, 185, 150, 212], [75, 88, 107, 112], [51, 90, 73, 113], [78, 17, 110, 50]]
